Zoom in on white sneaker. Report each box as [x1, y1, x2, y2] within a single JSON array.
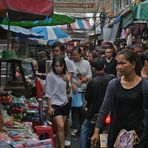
[[65, 140, 71, 146], [71, 129, 78, 136]]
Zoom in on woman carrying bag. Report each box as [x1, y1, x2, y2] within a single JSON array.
[[71, 46, 92, 134], [91, 49, 148, 148]]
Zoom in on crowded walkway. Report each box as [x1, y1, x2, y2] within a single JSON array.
[[0, 0, 148, 148]]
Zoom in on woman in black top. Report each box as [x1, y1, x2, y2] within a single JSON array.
[[91, 49, 148, 148]]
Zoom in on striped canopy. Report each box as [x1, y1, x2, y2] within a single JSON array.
[[1, 25, 42, 38], [31, 26, 72, 45], [59, 18, 91, 30]]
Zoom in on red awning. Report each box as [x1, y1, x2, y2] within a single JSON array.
[[0, 0, 53, 21]]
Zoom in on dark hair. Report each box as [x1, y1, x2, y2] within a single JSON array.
[[52, 42, 66, 53], [90, 51, 98, 59], [72, 46, 82, 54], [117, 49, 137, 62], [97, 49, 105, 57], [141, 50, 148, 67], [51, 56, 67, 75], [117, 49, 141, 75], [52, 42, 61, 49], [102, 42, 113, 49], [91, 57, 105, 71], [132, 44, 143, 50]]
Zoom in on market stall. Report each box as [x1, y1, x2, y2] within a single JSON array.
[[0, 90, 54, 148], [0, 58, 55, 147]]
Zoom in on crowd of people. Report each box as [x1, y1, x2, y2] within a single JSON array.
[[33, 41, 148, 148]]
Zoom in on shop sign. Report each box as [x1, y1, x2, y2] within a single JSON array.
[[97, 0, 113, 15], [54, 0, 97, 13]]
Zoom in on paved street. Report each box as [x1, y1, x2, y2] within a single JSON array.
[[70, 135, 80, 148], [65, 134, 80, 148]]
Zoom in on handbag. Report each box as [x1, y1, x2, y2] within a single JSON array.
[[114, 129, 140, 148], [71, 92, 83, 107]]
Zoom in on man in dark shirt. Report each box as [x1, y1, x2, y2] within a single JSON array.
[[80, 57, 115, 148], [103, 48, 117, 76]]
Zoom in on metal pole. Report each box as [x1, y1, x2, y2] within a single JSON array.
[[6, 12, 10, 50], [93, 0, 99, 47]]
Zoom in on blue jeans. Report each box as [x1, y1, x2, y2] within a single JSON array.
[[80, 119, 93, 148]]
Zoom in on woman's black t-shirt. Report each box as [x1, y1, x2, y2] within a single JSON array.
[[109, 80, 143, 147]]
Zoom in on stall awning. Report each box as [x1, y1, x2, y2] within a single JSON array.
[[71, 19, 91, 30], [59, 18, 91, 30], [122, 12, 134, 28], [1, 25, 42, 38], [31, 26, 72, 46], [0, 0, 53, 21], [0, 13, 75, 27], [130, 0, 148, 21]]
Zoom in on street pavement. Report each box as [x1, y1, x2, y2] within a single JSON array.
[[64, 136, 80, 148], [70, 134, 80, 148]]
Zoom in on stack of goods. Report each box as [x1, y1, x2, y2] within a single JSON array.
[[8, 96, 26, 120], [13, 139, 53, 148], [3, 122, 37, 144], [0, 131, 13, 144], [0, 121, 53, 147], [0, 91, 40, 122], [27, 97, 39, 109], [0, 90, 54, 147], [22, 98, 40, 122], [2, 110, 13, 127]]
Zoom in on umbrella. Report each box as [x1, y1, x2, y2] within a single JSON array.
[[130, 0, 148, 20], [0, 0, 54, 49], [0, 0, 53, 21], [1, 25, 42, 38], [31, 26, 72, 46], [1, 13, 75, 27]]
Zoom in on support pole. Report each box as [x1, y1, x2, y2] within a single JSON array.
[[6, 12, 10, 50]]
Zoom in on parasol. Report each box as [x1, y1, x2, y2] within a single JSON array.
[[31, 26, 72, 46], [1, 25, 42, 38], [0, 0, 53, 21], [0, 0, 53, 49], [0, 13, 75, 27]]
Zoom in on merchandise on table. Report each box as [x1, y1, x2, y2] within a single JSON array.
[[0, 122, 53, 147], [0, 141, 14, 148], [13, 139, 53, 148], [0, 91, 54, 148]]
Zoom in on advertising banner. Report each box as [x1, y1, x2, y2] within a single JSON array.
[[54, 0, 113, 15], [54, 0, 97, 13]]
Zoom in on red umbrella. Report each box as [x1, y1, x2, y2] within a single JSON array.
[[0, 0, 53, 21]]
